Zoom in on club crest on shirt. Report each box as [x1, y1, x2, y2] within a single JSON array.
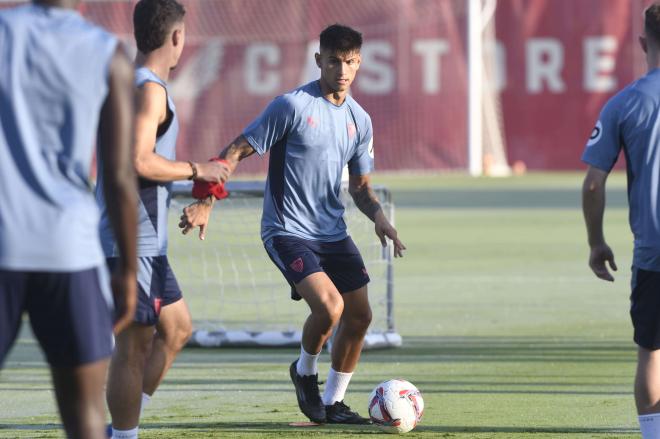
[[347, 123, 356, 139], [290, 257, 304, 273], [586, 120, 603, 147], [306, 116, 317, 128]]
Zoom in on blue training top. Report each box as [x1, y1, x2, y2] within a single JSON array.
[[243, 80, 374, 243], [97, 67, 179, 257], [582, 68, 660, 271], [0, 4, 117, 271]]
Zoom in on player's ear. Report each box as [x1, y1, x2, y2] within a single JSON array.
[[172, 27, 183, 48], [640, 35, 648, 54], [315, 53, 321, 68]]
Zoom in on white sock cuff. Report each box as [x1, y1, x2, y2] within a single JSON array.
[[297, 345, 321, 376], [322, 367, 354, 406], [111, 426, 139, 439], [330, 368, 353, 378]]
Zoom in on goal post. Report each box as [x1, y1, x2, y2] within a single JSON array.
[[167, 180, 402, 350]]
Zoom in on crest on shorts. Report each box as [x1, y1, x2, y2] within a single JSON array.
[[154, 298, 162, 315], [290, 257, 304, 273]]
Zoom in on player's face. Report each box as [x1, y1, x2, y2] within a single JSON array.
[[316, 49, 361, 94]]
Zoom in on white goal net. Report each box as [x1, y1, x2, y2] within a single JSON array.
[[167, 181, 401, 349]]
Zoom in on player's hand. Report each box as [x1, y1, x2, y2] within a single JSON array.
[[179, 197, 214, 240], [195, 160, 230, 183], [374, 210, 406, 257], [111, 268, 137, 335], [589, 243, 617, 282]]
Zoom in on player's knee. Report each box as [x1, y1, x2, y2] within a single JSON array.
[[176, 319, 193, 349], [316, 296, 344, 327], [164, 319, 192, 352], [114, 339, 151, 366], [347, 307, 372, 332]]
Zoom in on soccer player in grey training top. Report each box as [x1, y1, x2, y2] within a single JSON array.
[[0, 0, 138, 437], [582, 4, 660, 438], [95, 1, 229, 438], [180, 24, 405, 425]]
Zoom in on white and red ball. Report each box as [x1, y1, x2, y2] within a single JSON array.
[[368, 379, 424, 434]]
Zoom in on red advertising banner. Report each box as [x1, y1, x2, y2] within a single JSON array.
[[0, 0, 654, 171], [496, 0, 646, 169]]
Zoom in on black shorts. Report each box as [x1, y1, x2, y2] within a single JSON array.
[[107, 256, 182, 326], [631, 267, 660, 349], [0, 266, 114, 368], [264, 235, 370, 300]]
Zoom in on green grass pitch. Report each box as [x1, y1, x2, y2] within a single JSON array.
[[0, 172, 641, 438]]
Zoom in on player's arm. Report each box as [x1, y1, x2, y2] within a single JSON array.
[[582, 165, 617, 281], [178, 135, 256, 239], [98, 47, 138, 334], [180, 94, 293, 240], [133, 82, 229, 183], [349, 174, 406, 257]]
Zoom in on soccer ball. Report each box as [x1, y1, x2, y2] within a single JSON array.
[[367, 379, 424, 434]]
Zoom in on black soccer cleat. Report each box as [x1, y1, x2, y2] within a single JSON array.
[[289, 360, 326, 423], [325, 400, 372, 424]]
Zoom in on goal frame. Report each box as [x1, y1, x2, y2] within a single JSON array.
[[170, 180, 402, 350]]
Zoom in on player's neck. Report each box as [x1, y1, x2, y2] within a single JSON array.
[[135, 52, 171, 82], [318, 79, 348, 106], [648, 59, 660, 73]]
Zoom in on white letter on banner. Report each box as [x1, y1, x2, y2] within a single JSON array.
[[526, 38, 566, 93], [412, 39, 450, 94], [584, 36, 618, 92], [357, 41, 394, 95], [245, 43, 281, 95]]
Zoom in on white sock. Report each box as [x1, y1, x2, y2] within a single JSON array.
[[139, 393, 151, 418], [296, 345, 320, 376], [640, 413, 660, 438], [111, 426, 138, 439], [322, 368, 353, 406]]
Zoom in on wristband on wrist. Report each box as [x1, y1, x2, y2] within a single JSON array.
[[187, 161, 198, 180]]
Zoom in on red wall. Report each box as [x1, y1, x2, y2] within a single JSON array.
[[1, 0, 654, 170]]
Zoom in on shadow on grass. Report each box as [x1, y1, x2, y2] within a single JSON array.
[[0, 421, 638, 436]]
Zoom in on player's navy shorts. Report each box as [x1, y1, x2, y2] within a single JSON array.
[[0, 266, 114, 368], [107, 255, 182, 326], [630, 267, 660, 349], [264, 235, 370, 301]]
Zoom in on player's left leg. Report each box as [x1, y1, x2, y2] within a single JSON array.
[[322, 285, 372, 424], [630, 267, 660, 438], [330, 285, 372, 372], [318, 236, 372, 424], [26, 267, 114, 439], [140, 258, 190, 420], [51, 359, 109, 439], [142, 298, 192, 396], [635, 348, 660, 438]]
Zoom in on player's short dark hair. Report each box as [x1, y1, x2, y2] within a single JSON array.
[[133, 0, 186, 54], [645, 3, 660, 44], [319, 24, 363, 54]]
